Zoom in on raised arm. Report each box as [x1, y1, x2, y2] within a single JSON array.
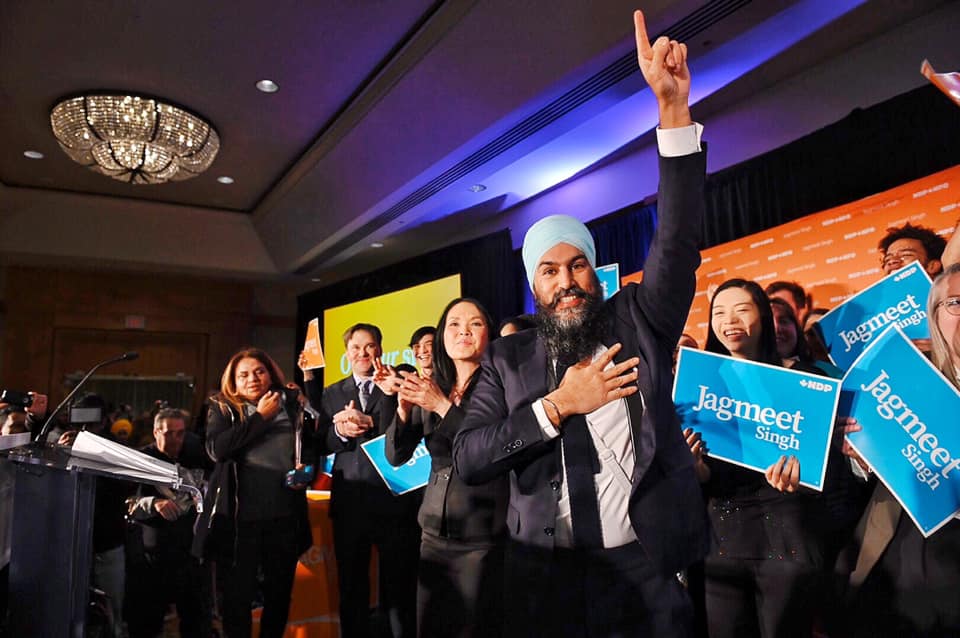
[[634, 9, 691, 129], [629, 10, 706, 343]]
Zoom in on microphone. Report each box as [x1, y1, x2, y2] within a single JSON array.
[[35, 352, 140, 445]]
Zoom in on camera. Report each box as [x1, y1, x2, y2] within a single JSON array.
[[285, 465, 314, 488], [0, 390, 33, 409]]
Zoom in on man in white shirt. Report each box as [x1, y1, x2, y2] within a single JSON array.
[[454, 10, 709, 637]]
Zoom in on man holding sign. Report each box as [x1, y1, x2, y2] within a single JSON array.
[[454, 11, 708, 636]]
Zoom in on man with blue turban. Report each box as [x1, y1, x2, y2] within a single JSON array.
[[454, 10, 708, 637]]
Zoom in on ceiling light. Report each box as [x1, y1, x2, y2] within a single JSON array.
[[23, 150, 44, 159], [217, 176, 234, 184], [370, 242, 384, 248], [255, 80, 279, 93], [50, 94, 219, 184], [311, 278, 322, 283], [469, 184, 487, 192]]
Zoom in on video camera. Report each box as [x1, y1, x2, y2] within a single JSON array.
[[0, 390, 33, 409]]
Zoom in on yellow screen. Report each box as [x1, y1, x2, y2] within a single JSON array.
[[322, 274, 462, 386]]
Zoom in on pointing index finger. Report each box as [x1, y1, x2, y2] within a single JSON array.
[[634, 10, 652, 59]]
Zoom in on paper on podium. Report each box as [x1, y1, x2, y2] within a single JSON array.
[[0, 432, 32, 451], [69, 432, 203, 510]]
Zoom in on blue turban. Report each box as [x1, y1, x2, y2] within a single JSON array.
[[521, 214, 596, 290]]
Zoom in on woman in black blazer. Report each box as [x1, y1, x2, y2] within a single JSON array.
[[382, 297, 508, 638]]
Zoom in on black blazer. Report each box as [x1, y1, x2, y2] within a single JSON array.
[[383, 383, 508, 543], [453, 150, 711, 576], [316, 376, 421, 521]]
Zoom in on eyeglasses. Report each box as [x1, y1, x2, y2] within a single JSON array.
[[879, 249, 921, 267], [937, 296, 960, 316]]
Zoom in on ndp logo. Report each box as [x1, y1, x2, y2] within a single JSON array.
[[799, 379, 834, 393]]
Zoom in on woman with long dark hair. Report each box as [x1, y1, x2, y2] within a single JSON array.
[[697, 279, 830, 638], [193, 348, 313, 638], [382, 298, 509, 638]]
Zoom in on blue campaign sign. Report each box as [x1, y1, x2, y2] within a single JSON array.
[[672, 348, 840, 490], [596, 263, 620, 301], [814, 262, 932, 371], [320, 454, 335, 476], [840, 325, 960, 536], [360, 434, 431, 495]]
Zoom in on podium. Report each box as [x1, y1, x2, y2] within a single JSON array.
[[3, 436, 200, 637], [6, 445, 96, 637]]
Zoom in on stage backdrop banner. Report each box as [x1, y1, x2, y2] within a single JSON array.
[[322, 274, 461, 386], [841, 325, 960, 537], [672, 348, 840, 490], [623, 165, 960, 344], [360, 434, 430, 495], [814, 262, 931, 371]]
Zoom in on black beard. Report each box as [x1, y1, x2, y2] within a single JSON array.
[[535, 284, 609, 364]]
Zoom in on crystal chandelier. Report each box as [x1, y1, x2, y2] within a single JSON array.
[[50, 94, 220, 184]]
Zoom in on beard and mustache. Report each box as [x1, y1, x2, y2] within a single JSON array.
[[534, 274, 610, 365]]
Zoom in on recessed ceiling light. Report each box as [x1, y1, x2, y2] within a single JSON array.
[[311, 277, 322, 283], [23, 150, 44, 159], [256, 80, 279, 93], [469, 184, 486, 192], [370, 242, 384, 248], [217, 176, 234, 184]]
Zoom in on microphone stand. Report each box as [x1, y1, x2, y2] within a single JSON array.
[[35, 352, 139, 445]]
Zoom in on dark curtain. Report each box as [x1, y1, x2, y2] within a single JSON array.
[[296, 230, 520, 384], [701, 84, 960, 248], [588, 201, 659, 277]]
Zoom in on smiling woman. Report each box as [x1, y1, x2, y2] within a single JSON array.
[[194, 348, 314, 638], [698, 278, 837, 638], [383, 297, 509, 638]]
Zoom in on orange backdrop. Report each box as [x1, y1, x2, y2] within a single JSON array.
[[623, 164, 960, 344]]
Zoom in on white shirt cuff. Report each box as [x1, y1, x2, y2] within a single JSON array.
[[656, 122, 703, 157], [849, 456, 871, 482], [532, 400, 560, 440]]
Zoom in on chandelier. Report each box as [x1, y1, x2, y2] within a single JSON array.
[[50, 94, 220, 184]]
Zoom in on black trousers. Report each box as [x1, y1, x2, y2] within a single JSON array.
[[703, 556, 821, 638], [417, 532, 504, 638], [125, 548, 211, 638], [332, 514, 420, 638], [221, 516, 300, 638], [505, 540, 694, 638]]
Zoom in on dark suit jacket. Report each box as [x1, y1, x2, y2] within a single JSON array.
[[383, 382, 508, 543], [317, 376, 421, 521], [453, 150, 710, 576]]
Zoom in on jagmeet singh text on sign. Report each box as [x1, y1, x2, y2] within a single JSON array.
[[841, 325, 960, 536], [815, 262, 932, 371], [673, 348, 840, 490]]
